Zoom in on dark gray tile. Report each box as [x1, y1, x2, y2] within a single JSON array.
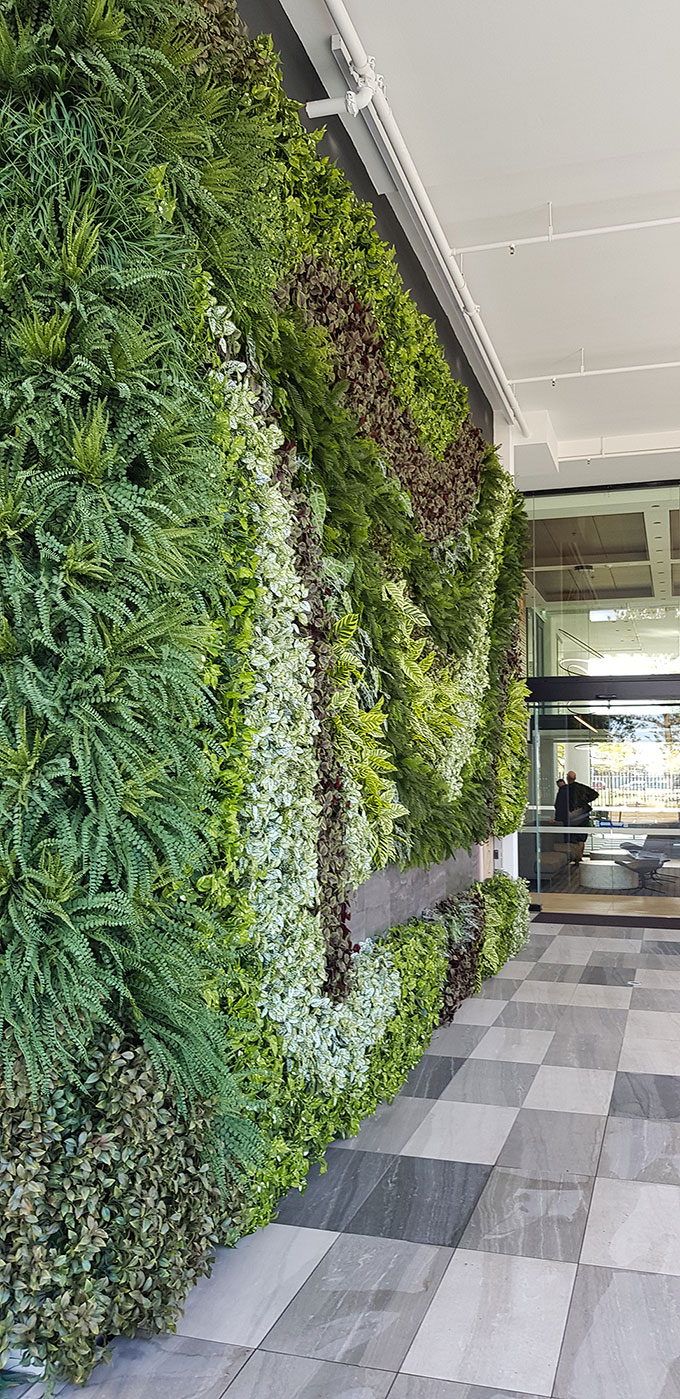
[[561, 924, 641, 939], [494, 1001, 567, 1031], [497, 1109, 606, 1176], [345, 1155, 490, 1247], [580, 965, 636, 986], [611, 1071, 680, 1121], [461, 1166, 593, 1262], [554, 1265, 680, 1399], [528, 962, 582, 984], [523, 936, 556, 956], [275, 1148, 392, 1230], [527, 962, 583, 983], [440, 1058, 539, 1107], [478, 978, 522, 1000], [553, 1006, 627, 1038], [599, 1116, 680, 1185], [221, 1351, 394, 1398], [544, 1033, 623, 1070], [261, 1233, 451, 1370], [631, 988, 680, 1012], [389, 1380, 548, 1399], [335, 1098, 433, 1154], [643, 941, 680, 955], [400, 1055, 464, 1099], [58, 1337, 250, 1398]]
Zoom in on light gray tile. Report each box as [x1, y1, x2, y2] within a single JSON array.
[[440, 1058, 539, 1107], [221, 1351, 394, 1398], [389, 1379, 547, 1399], [626, 1008, 680, 1040], [590, 936, 642, 953], [570, 984, 632, 1009], [523, 1065, 615, 1116], [494, 1001, 567, 1031], [334, 1097, 433, 1153], [544, 1032, 623, 1071], [644, 926, 680, 941], [495, 960, 535, 980], [58, 1337, 250, 1399], [452, 998, 506, 1026], [539, 938, 596, 965], [177, 1225, 337, 1346], [425, 1025, 488, 1057], [555, 1265, 680, 1399], [402, 1249, 575, 1393], [589, 951, 641, 969], [512, 980, 577, 1005], [261, 1233, 451, 1370], [630, 988, 680, 1012], [461, 1166, 592, 1262], [599, 1115, 680, 1185], [527, 962, 583, 983], [401, 1100, 518, 1165], [618, 1031, 680, 1076], [636, 967, 680, 989], [581, 1176, 680, 1275], [469, 1027, 554, 1064], [497, 1109, 606, 1176]]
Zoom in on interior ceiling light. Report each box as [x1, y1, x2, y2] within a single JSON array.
[[568, 711, 599, 734]]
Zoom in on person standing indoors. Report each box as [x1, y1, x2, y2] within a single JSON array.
[[566, 769, 599, 864]]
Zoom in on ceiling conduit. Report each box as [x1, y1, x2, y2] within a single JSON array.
[[309, 0, 530, 437]]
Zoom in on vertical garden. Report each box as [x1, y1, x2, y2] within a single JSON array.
[[0, 0, 529, 1382]]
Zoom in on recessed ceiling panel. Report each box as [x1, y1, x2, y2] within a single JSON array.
[[532, 512, 648, 567]]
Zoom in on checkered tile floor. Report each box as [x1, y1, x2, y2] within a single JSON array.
[[16, 919, 680, 1399]]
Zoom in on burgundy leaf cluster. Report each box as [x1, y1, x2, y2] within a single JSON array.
[[438, 892, 485, 1024], [276, 451, 354, 1001], [283, 257, 486, 544]]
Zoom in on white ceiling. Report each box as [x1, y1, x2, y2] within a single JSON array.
[[280, 0, 680, 480]]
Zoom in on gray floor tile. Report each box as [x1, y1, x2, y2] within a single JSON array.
[[261, 1233, 451, 1370], [627, 1007, 680, 1040], [643, 941, 680, 955], [177, 1225, 337, 1347], [619, 1029, 680, 1076], [581, 1177, 680, 1275], [527, 962, 583, 983], [400, 1100, 518, 1165], [425, 1025, 488, 1057], [599, 1115, 680, 1184], [637, 953, 680, 970], [495, 959, 536, 980], [452, 998, 506, 1026], [402, 1249, 575, 1393], [511, 980, 577, 1004], [580, 965, 636, 986], [523, 1065, 614, 1115], [611, 1071, 680, 1121], [497, 1108, 606, 1176], [588, 950, 641, 968], [544, 1032, 623, 1070], [560, 925, 641, 939], [478, 978, 522, 1000], [334, 1098, 433, 1154], [538, 938, 594, 965], [570, 984, 632, 1009], [58, 1337, 250, 1398], [644, 927, 680, 941], [469, 1027, 554, 1064], [389, 1380, 547, 1399], [494, 1001, 568, 1031], [400, 1056, 464, 1099], [553, 1005, 627, 1037], [554, 1264, 680, 1399], [345, 1155, 490, 1246], [439, 1058, 539, 1107], [461, 1165, 592, 1262], [221, 1351, 394, 1398], [274, 1149, 392, 1231], [632, 989, 680, 1012], [636, 967, 680, 988]]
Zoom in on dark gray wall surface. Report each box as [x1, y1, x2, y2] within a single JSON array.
[[350, 850, 477, 942], [240, 0, 494, 440]]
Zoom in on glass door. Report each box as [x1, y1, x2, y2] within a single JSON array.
[[521, 698, 680, 918]]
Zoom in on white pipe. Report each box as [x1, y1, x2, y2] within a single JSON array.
[[322, 0, 530, 436], [458, 213, 680, 255], [307, 84, 374, 119], [514, 359, 680, 385]]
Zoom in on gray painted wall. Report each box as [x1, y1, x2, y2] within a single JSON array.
[[349, 850, 477, 942]]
